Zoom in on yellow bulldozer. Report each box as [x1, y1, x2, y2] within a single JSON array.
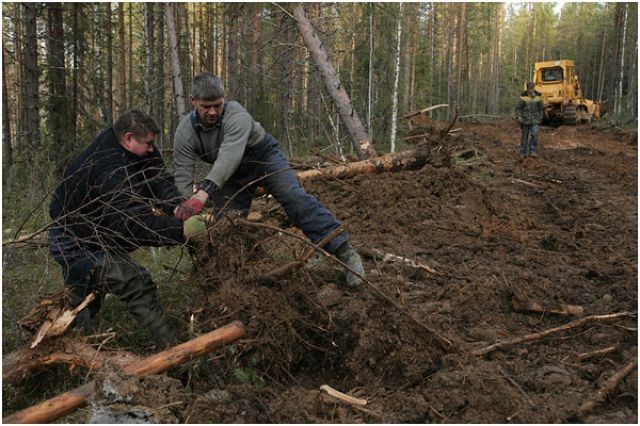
[[531, 59, 601, 124]]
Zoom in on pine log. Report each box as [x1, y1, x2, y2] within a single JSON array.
[[296, 149, 428, 184], [292, 5, 376, 160], [3, 321, 246, 424]]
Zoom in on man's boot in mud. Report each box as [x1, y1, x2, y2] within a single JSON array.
[[95, 253, 184, 349], [335, 242, 365, 288]]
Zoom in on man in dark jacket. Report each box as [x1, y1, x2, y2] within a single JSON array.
[[49, 109, 206, 347], [515, 81, 544, 158], [172, 72, 365, 287]]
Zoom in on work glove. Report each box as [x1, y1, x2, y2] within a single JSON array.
[[183, 215, 208, 243], [175, 194, 206, 220]]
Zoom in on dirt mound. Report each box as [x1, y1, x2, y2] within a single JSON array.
[[166, 120, 635, 423]]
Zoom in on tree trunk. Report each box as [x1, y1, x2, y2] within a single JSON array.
[[226, 4, 239, 100], [367, 3, 374, 139], [166, 2, 187, 118], [117, 3, 126, 114], [297, 147, 432, 184], [279, 10, 295, 158], [70, 3, 81, 152], [389, 2, 403, 153], [455, 3, 466, 110], [2, 45, 13, 172], [615, 3, 628, 115], [292, 4, 376, 160], [20, 3, 41, 155], [128, 4, 133, 107], [608, 4, 623, 106], [596, 3, 608, 102], [156, 6, 165, 146], [45, 2, 70, 174], [105, 3, 113, 123], [2, 321, 246, 424], [144, 3, 155, 115]]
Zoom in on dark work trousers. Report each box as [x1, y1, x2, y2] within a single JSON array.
[[209, 134, 349, 254], [50, 227, 177, 348]]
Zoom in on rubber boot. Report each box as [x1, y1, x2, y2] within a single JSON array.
[[335, 242, 365, 288], [94, 254, 181, 348]]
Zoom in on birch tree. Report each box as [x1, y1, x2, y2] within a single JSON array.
[[390, 2, 403, 153]]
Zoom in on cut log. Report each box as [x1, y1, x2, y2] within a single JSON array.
[[296, 149, 428, 184], [3, 321, 246, 424]]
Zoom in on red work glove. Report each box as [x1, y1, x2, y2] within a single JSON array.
[[174, 196, 205, 220]]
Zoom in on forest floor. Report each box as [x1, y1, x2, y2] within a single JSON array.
[[2, 118, 638, 423]]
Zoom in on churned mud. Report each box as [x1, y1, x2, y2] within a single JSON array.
[[7, 119, 638, 423]]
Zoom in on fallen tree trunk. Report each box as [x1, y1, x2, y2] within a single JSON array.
[[297, 148, 429, 184], [3, 321, 246, 424], [292, 4, 376, 160]]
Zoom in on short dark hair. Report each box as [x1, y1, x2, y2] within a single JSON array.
[[192, 72, 225, 100], [113, 109, 160, 140], [526, 81, 535, 89]]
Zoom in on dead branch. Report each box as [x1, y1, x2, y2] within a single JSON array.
[[471, 312, 635, 357], [576, 346, 617, 361], [576, 358, 637, 419], [3, 321, 246, 424], [320, 384, 368, 406], [400, 104, 449, 120], [2, 229, 48, 247], [440, 105, 459, 139], [511, 297, 584, 317], [358, 246, 441, 275]]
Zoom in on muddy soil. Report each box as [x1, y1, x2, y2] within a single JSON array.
[[8, 119, 638, 423]]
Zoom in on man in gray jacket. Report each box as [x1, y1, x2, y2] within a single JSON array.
[[173, 72, 365, 287]]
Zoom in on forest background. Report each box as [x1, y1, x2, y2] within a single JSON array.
[[1, 2, 638, 350], [2, 2, 638, 187]]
